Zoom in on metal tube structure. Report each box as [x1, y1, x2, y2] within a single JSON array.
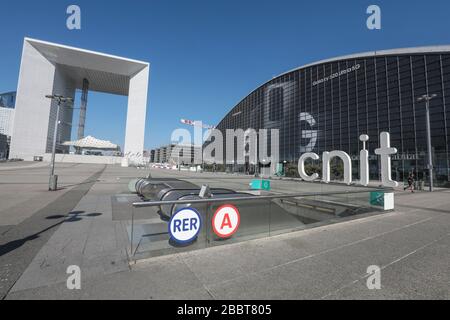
[[76, 79, 89, 155], [132, 188, 391, 208], [77, 79, 89, 142]]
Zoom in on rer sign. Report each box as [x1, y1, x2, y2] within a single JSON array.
[[169, 208, 202, 244], [212, 205, 241, 238]]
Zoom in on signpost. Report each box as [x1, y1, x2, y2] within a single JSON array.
[[168, 208, 202, 244], [369, 191, 394, 211], [212, 205, 241, 238], [249, 179, 271, 191]]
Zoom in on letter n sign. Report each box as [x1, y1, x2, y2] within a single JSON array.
[[212, 205, 241, 238]]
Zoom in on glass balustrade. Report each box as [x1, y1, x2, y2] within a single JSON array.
[[127, 186, 392, 261]]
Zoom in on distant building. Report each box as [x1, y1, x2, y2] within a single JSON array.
[[149, 149, 155, 163], [0, 92, 16, 109], [159, 145, 174, 164], [150, 145, 172, 164], [0, 134, 9, 159], [0, 92, 16, 159], [150, 143, 201, 165], [0, 92, 16, 137], [155, 148, 161, 163], [0, 107, 15, 137], [170, 144, 201, 165]]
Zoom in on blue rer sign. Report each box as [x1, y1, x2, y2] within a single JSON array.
[[168, 208, 202, 244]]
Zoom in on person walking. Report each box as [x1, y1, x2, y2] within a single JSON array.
[[404, 172, 415, 193]]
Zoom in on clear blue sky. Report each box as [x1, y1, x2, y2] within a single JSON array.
[[1, 0, 450, 150]]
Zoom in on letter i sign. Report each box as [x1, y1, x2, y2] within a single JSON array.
[[212, 205, 240, 238]]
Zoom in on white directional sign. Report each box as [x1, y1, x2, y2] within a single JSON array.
[[212, 204, 241, 238], [169, 208, 202, 244]]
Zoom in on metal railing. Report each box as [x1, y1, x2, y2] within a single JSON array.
[[129, 188, 392, 258], [132, 188, 391, 208]]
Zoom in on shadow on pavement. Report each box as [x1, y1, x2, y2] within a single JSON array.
[[57, 179, 101, 190], [0, 211, 102, 257]]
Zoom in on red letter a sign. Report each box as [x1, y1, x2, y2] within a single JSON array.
[[212, 205, 241, 238], [220, 213, 233, 230]]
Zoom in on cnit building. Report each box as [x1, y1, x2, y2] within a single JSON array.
[[214, 46, 450, 187]]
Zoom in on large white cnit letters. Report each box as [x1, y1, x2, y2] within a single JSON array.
[[297, 132, 398, 187], [298, 153, 320, 181], [359, 134, 370, 186], [322, 151, 352, 185], [375, 132, 399, 187]]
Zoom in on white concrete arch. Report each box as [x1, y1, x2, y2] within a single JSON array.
[[10, 38, 149, 164]]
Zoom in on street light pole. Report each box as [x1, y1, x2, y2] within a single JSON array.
[[417, 94, 437, 192], [201, 143, 204, 172], [45, 95, 73, 191], [49, 99, 61, 181]]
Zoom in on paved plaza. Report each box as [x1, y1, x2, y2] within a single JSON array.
[[0, 162, 449, 299]]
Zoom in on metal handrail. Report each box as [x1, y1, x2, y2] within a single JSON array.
[[132, 188, 391, 208]]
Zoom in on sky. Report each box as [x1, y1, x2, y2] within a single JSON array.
[[1, 0, 450, 150]]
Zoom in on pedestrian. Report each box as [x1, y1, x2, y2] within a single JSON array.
[[404, 172, 415, 193]]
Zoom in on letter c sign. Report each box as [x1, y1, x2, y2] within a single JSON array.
[[212, 205, 240, 238]]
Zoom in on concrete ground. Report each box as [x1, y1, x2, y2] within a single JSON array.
[[0, 163, 449, 300]]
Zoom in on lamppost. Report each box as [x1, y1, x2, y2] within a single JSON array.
[[260, 158, 268, 178], [417, 93, 437, 192], [45, 94, 74, 191], [201, 143, 204, 172]]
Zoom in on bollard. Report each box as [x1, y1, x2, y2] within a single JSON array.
[[49, 174, 58, 191]]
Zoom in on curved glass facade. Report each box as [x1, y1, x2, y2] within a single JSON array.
[[215, 49, 450, 186]]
